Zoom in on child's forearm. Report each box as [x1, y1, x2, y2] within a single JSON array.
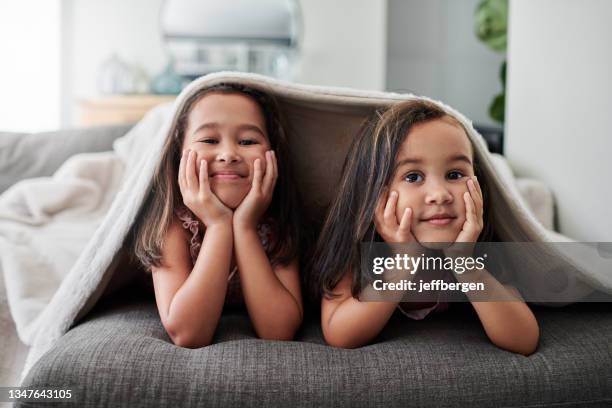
[[233, 226, 302, 340], [323, 297, 398, 349], [167, 222, 233, 348], [323, 263, 415, 349], [455, 269, 540, 355]]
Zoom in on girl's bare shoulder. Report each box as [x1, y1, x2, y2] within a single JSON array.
[[323, 269, 354, 304], [169, 213, 190, 237], [153, 215, 191, 272]]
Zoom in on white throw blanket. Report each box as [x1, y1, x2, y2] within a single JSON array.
[[0, 103, 171, 344], [0, 72, 609, 383]]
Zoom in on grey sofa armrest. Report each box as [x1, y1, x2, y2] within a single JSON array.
[[0, 124, 132, 194]]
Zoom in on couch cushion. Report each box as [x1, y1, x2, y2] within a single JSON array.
[[18, 287, 612, 407], [0, 125, 132, 193]]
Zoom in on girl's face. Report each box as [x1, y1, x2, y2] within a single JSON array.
[[182, 92, 271, 209], [388, 118, 475, 244]]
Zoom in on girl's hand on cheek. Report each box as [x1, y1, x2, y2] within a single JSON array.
[[445, 176, 484, 257], [178, 150, 233, 227], [233, 150, 277, 230], [374, 190, 416, 244]]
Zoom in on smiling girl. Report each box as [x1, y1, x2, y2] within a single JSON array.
[[311, 99, 539, 354], [133, 83, 304, 348]]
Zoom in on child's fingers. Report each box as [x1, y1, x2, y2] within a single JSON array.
[[467, 178, 483, 213], [375, 190, 387, 216], [398, 207, 412, 233], [252, 158, 263, 191], [199, 159, 210, 193], [470, 177, 484, 216], [262, 151, 274, 194], [384, 191, 399, 227], [466, 191, 483, 234], [464, 192, 477, 225], [470, 177, 483, 204], [268, 150, 278, 192], [374, 190, 388, 226], [271, 150, 278, 186], [178, 150, 187, 188], [473, 176, 483, 201], [185, 151, 191, 189], [186, 150, 198, 190]]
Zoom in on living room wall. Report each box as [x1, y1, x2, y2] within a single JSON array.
[[386, 0, 505, 127], [505, 0, 612, 241], [60, 0, 387, 127]]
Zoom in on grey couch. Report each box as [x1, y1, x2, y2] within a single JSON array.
[[2, 126, 611, 407]]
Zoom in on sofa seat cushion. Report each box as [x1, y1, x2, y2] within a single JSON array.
[[18, 287, 612, 407]]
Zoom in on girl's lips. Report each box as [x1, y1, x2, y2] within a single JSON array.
[[424, 217, 455, 226], [212, 174, 242, 180]]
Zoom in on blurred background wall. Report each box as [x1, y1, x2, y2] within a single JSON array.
[[0, 0, 61, 131], [61, 0, 387, 127], [386, 0, 504, 127], [505, 0, 612, 241]]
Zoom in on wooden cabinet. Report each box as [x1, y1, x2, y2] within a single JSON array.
[[79, 95, 176, 126]]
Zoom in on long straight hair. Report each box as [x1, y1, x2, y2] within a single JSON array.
[[308, 99, 494, 301], [131, 83, 303, 271]]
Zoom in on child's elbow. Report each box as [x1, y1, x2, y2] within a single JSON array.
[[171, 332, 212, 349], [165, 320, 212, 349], [516, 319, 540, 356], [322, 327, 363, 349], [507, 338, 539, 356], [496, 336, 538, 356], [493, 325, 540, 356], [324, 336, 359, 349], [516, 329, 540, 356]]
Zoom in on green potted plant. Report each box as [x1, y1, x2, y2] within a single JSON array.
[[475, 0, 508, 124]]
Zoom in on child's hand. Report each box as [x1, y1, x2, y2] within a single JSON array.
[[178, 150, 233, 227], [374, 190, 416, 243], [233, 150, 277, 230], [444, 176, 483, 258]]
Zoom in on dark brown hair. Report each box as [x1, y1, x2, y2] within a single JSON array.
[[131, 83, 302, 271], [308, 99, 494, 301]]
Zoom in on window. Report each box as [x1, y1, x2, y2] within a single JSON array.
[[0, 0, 61, 132]]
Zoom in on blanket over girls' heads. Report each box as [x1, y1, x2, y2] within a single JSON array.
[[3, 72, 609, 381]]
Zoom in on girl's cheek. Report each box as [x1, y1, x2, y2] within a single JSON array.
[[455, 183, 469, 202]]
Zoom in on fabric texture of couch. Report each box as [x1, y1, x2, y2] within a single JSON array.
[[0, 125, 132, 193], [15, 282, 612, 407]]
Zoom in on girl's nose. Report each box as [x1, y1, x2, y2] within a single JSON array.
[[215, 145, 241, 163], [424, 180, 453, 205]]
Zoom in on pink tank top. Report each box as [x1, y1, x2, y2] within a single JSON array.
[[396, 270, 452, 320], [398, 300, 449, 320], [175, 205, 274, 306]]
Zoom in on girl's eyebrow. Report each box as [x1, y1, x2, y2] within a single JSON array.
[[448, 154, 473, 166], [192, 122, 265, 137], [237, 124, 266, 137], [192, 122, 218, 137], [396, 154, 472, 168]]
